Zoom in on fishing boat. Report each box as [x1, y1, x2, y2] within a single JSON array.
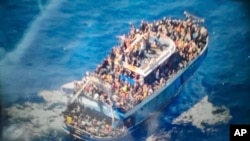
[[61, 12, 208, 141]]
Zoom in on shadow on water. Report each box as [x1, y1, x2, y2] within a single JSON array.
[[237, 0, 250, 41], [234, 0, 250, 26]]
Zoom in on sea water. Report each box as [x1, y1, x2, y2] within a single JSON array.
[[1, 0, 250, 140]]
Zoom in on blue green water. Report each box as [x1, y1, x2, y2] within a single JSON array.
[[1, 0, 250, 140]]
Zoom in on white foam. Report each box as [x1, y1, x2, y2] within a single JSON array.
[[2, 90, 68, 141], [144, 112, 162, 136], [145, 130, 172, 141], [172, 96, 232, 132], [145, 96, 231, 141], [38, 90, 68, 104]]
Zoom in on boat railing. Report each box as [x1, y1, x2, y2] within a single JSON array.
[[69, 79, 90, 104], [65, 122, 127, 139], [66, 123, 92, 137], [89, 75, 113, 92]]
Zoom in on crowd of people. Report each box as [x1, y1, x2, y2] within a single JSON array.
[[63, 16, 208, 137], [71, 16, 208, 112], [92, 17, 208, 111], [63, 102, 125, 137], [74, 80, 111, 104]]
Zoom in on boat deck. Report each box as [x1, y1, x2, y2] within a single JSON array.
[[62, 13, 209, 140], [114, 34, 176, 77]]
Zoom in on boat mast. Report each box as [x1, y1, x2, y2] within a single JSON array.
[[69, 79, 90, 104]]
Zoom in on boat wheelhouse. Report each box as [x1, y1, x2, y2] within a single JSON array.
[[61, 12, 208, 141], [115, 34, 176, 77]]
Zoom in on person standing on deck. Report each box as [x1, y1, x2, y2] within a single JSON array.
[[138, 39, 146, 60]]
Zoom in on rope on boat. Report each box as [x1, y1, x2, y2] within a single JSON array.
[[69, 78, 90, 104], [108, 98, 115, 128]]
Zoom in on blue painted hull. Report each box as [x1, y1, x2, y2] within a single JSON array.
[[63, 43, 208, 141]]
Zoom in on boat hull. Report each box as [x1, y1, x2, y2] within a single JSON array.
[[63, 44, 208, 141]]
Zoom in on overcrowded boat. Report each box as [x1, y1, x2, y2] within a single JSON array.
[[61, 11, 209, 141]]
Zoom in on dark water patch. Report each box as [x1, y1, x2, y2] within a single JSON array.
[[170, 124, 229, 141], [45, 103, 65, 111], [233, 0, 250, 18], [2, 95, 45, 108], [212, 108, 227, 115], [230, 103, 250, 124]]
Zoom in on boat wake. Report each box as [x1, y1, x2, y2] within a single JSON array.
[[145, 130, 172, 141], [2, 90, 68, 141], [1, 0, 65, 65], [144, 95, 231, 141], [172, 95, 232, 132], [144, 112, 161, 136]]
